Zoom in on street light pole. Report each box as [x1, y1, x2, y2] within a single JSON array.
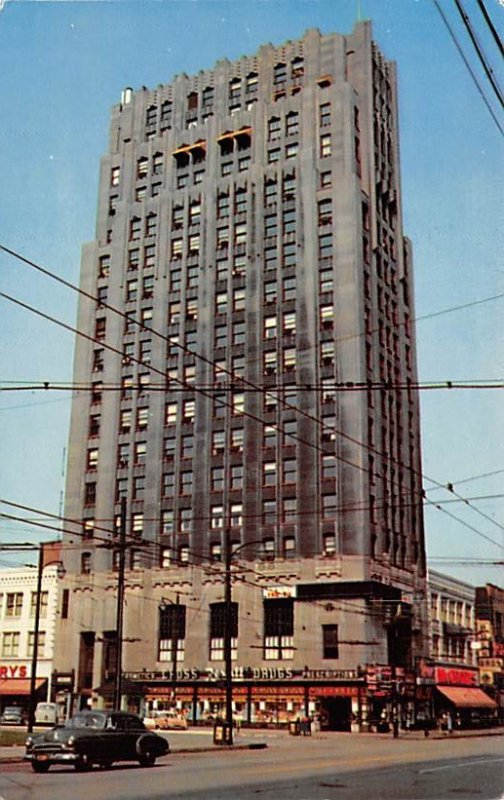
[[224, 527, 234, 745], [114, 496, 127, 710]]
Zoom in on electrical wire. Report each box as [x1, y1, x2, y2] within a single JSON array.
[[453, 0, 504, 110], [433, 0, 504, 136], [476, 0, 504, 59]]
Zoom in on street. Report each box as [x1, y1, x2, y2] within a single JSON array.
[[0, 730, 502, 800]]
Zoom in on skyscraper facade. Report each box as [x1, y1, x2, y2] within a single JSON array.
[[56, 21, 428, 728]]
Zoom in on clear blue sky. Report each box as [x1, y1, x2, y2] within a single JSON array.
[[0, 0, 502, 586]]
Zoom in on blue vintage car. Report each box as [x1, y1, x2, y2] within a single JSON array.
[[25, 710, 169, 772]]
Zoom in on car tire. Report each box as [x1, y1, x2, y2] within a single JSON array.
[[138, 750, 156, 767], [31, 761, 50, 773], [75, 754, 93, 772]]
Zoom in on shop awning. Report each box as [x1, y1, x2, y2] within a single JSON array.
[[0, 678, 46, 696], [436, 686, 497, 709]]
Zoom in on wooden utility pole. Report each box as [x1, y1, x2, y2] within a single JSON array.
[[113, 496, 127, 710]]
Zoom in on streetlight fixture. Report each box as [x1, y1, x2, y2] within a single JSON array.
[[27, 541, 66, 733]]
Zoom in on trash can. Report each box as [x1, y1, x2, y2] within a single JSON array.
[[289, 719, 300, 736], [213, 719, 233, 745]]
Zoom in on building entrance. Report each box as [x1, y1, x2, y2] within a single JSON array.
[[320, 697, 352, 731]]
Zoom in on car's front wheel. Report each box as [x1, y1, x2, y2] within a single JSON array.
[[31, 761, 50, 773], [138, 750, 156, 767], [75, 754, 93, 772]]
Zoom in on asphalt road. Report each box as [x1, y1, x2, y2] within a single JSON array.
[[0, 731, 502, 800]]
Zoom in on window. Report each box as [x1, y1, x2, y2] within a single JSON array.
[[263, 500, 276, 525], [133, 475, 145, 500], [2, 632, 20, 657], [322, 454, 337, 479], [232, 392, 244, 415], [230, 428, 244, 451], [264, 599, 294, 659], [322, 493, 337, 518], [152, 152, 163, 175], [134, 441, 147, 465], [211, 466, 224, 491], [215, 292, 227, 315], [163, 472, 175, 497], [210, 542, 222, 562], [136, 407, 149, 430], [141, 307, 153, 328], [264, 316, 277, 339], [268, 117, 281, 142], [263, 461, 276, 486], [273, 62, 287, 86], [212, 430, 225, 453], [286, 112, 299, 137], [6, 593, 23, 617], [319, 233, 333, 260], [161, 509, 174, 535], [137, 157, 148, 178], [285, 142, 298, 159], [183, 399, 195, 422], [320, 134, 332, 158], [268, 148, 281, 164], [189, 234, 200, 254], [319, 269, 333, 293], [230, 464, 243, 490], [135, 186, 147, 202], [158, 603, 186, 663], [211, 506, 224, 529], [165, 402, 177, 425], [130, 217, 141, 241], [283, 497, 296, 522], [180, 471, 193, 495], [234, 189, 247, 215], [115, 478, 127, 501], [171, 238, 183, 259], [263, 425, 277, 448], [320, 340, 334, 365], [87, 448, 98, 470], [283, 459, 296, 483], [318, 198, 332, 226], [217, 193, 229, 219], [81, 552, 92, 575], [320, 170, 332, 188], [146, 104, 157, 129], [264, 350, 277, 374], [282, 276, 296, 302], [234, 224, 246, 245], [320, 304, 334, 327], [322, 624, 339, 659], [110, 166, 120, 186], [210, 602, 238, 661], [283, 537, 295, 559], [323, 533, 336, 557], [283, 348, 296, 371], [233, 321, 245, 345], [95, 317, 106, 341], [264, 179, 277, 205], [264, 281, 277, 304], [84, 482, 96, 506], [230, 503, 243, 527], [131, 512, 144, 537], [238, 156, 250, 172], [202, 86, 214, 114], [320, 103, 331, 127], [89, 414, 100, 438]]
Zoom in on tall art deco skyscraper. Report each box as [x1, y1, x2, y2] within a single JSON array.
[[57, 22, 429, 719]]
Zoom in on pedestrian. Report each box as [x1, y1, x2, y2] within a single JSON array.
[[446, 711, 453, 735]]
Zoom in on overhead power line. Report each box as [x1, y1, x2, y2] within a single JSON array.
[[476, 0, 504, 58], [453, 0, 504, 109], [433, 0, 504, 136]]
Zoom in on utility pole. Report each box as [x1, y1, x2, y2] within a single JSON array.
[[171, 593, 180, 707], [223, 525, 234, 745], [114, 496, 127, 710], [27, 545, 44, 734]]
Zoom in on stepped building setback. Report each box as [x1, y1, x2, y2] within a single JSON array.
[[55, 21, 429, 730]]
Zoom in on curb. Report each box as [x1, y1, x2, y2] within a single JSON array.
[[0, 742, 268, 765]]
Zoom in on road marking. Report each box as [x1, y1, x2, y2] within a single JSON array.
[[419, 757, 504, 774]]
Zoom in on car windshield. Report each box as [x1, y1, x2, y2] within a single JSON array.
[[4, 707, 21, 714], [65, 712, 107, 730]]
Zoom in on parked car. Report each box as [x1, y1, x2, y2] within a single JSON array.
[[25, 709, 169, 773], [144, 710, 188, 731], [1, 706, 26, 725], [35, 702, 60, 726]]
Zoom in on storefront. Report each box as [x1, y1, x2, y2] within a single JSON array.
[[0, 663, 48, 716], [123, 666, 365, 731], [418, 663, 498, 729]]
